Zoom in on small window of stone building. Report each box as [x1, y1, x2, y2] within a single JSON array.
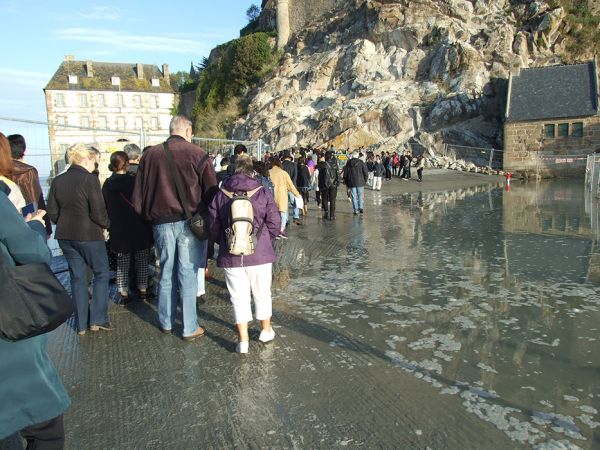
[[117, 116, 126, 129], [117, 95, 124, 107], [558, 123, 569, 137], [133, 95, 141, 108], [152, 117, 159, 130], [111, 76, 120, 86], [80, 116, 89, 128], [68, 75, 78, 84], [78, 94, 88, 108], [55, 93, 65, 107], [544, 124, 555, 138], [151, 78, 160, 87], [98, 117, 107, 129], [97, 94, 105, 108], [571, 122, 583, 137]]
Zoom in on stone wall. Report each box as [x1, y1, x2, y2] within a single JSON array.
[[262, 0, 355, 46], [503, 115, 600, 177]]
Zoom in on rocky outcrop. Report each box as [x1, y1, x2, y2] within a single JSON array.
[[232, 0, 578, 154]]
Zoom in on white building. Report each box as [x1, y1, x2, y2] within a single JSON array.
[[44, 56, 175, 176]]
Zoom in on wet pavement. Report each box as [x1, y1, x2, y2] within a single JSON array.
[[3, 169, 600, 449]]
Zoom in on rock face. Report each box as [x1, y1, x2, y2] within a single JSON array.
[[233, 0, 578, 154]]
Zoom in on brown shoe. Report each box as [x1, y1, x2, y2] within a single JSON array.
[[90, 322, 113, 332], [182, 326, 206, 341]]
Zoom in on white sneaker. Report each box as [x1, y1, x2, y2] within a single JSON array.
[[259, 328, 276, 343], [236, 341, 249, 353]]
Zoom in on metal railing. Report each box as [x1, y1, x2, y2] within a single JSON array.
[[0, 116, 271, 178], [585, 153, 600, 196], [442, 144, 504, 169]]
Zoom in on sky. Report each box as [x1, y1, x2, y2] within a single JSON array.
[[0, 0, 253, 174]]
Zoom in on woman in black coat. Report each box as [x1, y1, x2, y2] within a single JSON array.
[[102, 151, 153, 304]]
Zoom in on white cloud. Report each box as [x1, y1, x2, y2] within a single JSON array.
[[80, 5, 121, 21], [53, 28, 211, 55], [0, 68, 51, 87]]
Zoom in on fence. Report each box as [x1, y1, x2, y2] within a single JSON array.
[[442, 144, 504, 169], [0, 116, 270, 178], [585, 153, 600, 196]]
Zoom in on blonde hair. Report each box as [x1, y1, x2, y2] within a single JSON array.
[[67, 143, 98, 165]]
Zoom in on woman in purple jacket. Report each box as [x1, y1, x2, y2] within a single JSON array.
[[208, 154, 281, 353]]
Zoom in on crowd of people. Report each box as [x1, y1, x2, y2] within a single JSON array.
[[0, 115, 427, 448]]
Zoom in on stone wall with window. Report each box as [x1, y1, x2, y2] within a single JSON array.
[[503, 114, 600, 177]]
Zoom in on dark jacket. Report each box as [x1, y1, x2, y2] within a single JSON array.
[[317, 160, 339, 189], [343, 158, 369, 188], [102, 173, 153, 253], [10, 159, 52, 235], [282, 159, 297, 185], [373, 161, 385, 177], [297, 163, 311, 189], [209, 174, 280, 268], [0, 190, 71, 439], [46, 164, 109, 241], [132, 135, 218, 225]]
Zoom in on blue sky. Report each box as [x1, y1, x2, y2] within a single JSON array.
[[0, 0, 252, 121], [0, 0, 253, 174]]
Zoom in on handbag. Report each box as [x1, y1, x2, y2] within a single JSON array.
[[0, 250, 74, 341], [162, 141, 210, 240]]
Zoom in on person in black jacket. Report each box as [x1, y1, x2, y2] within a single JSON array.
[[46, 143, 112, 335], [343, 152, 369, 215], [102, 151, 153, 305], [373, 155, 385, 190], [296, 156, 311, 215], [318, 151, 339, 220]]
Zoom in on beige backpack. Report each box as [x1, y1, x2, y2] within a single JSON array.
[[220, 186, 262, 256]]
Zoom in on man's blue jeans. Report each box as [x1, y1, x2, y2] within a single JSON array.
[[59, 240, 110, 332], [153, 220, 202, 337], [288, 191, 300, 220], [350, 186, 364, 213]]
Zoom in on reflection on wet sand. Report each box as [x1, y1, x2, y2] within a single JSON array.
[[275, 180, 600, 448]]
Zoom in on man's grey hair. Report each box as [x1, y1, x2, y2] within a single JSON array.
[[123, 143, 141, 161], [169, 115, 192, 135], [352, 151, 359, 159]]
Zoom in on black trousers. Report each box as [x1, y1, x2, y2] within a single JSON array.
[[20, 415, 65, 450], [417, 168, 423, 181], [321, 186, 337, 216]]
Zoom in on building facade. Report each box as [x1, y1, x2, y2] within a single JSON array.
[[503, 60, 600, 177], [44, 56, 175, 176]]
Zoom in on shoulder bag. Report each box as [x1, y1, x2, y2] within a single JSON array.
[[0, 250, 74, 341], [163, 141, 210, 240]]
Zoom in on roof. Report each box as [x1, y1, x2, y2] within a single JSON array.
[[506, 61, 598, 122], [45, 60, 174, 94]]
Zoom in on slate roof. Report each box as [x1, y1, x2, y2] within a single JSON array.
[[45, 60, 174, 94], [506, 62, 598, 122]]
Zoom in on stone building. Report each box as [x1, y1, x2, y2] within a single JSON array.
[[44, 56, 174, 176], [503, 60, 600, 177], [261, 0, 353, 48]]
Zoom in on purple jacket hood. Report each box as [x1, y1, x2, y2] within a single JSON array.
[[209, 174, 281, 268]]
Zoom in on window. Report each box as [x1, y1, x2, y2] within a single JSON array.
[[572, 122, 583, 137], [55, 93, 65, 107], [151, 78, 160, 87], [80, 116, 89, 128], [111, 76, 120, 86], [558, 123, 569, 137], [133, 95, 141, 108], [135, 116, 143, 130], [152, 117, 159, 130], [117, 94, 124, 107], [78, 94, 88, 107], [117, 116, 125, 129], [544, 124, 555, 138], [68, 75, 78, 84], [97, 94, 105, 108], [151, 96, 158, 109], [98, 116, 107, 129], [56, 116, 67, 127]]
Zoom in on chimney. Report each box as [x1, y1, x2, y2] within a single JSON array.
[[136, 63, 144, 80], [86, 60, 93, 78], [64, 55, 74, 61], [162, 64, 170, 83], [510, 58, 521, 77]]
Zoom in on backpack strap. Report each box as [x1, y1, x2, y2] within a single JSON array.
[[220, 186, 262, 198]]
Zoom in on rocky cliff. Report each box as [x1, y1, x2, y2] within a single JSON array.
[[231, 0, 594, 154]]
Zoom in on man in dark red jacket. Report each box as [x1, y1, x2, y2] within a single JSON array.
[[132, 115, 217, 341]]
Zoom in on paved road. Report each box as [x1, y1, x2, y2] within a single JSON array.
[[4, 171, 526, 449]]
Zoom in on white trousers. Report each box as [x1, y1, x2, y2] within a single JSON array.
[[224, 263, 273, 324], [373, 176, 382, 190]]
